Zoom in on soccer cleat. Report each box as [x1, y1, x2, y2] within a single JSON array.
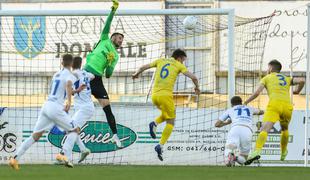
[[244, 150, 261, 165], [8, 157, 19, 170], [55, 153, 65, 164], [280, 150, 288, 161], [111, 134, 122, 148], [155, 144, 163, 161], [78, 149, 91, 163], [64, 161, 74, 168], [149, 122, 157, 139], [225, 153, 236, 167], [58, 154, 74, 168], [226, 153, 236, 167]]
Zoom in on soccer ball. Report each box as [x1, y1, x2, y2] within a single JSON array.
[[183, 16, 198, 30]]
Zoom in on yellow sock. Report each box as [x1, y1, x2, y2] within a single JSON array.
[[159, 124, 174, 145], [280, 130, 289, 153], [155, 115, 165, 125], [255, 131, 268, 152]]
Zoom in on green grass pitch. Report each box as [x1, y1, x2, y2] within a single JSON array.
[[0, 165, 309, 180]]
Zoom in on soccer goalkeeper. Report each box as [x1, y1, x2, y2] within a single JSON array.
[[84, 0, 124, 147]]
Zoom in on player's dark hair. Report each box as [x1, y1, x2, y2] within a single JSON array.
[[111, 32, 124, 39], [231, 96, 242, 106], [171, 49, 187, 59], [62, 54, 73, 67], [268, 59, 282, 72], [72, 56, 82, 69]]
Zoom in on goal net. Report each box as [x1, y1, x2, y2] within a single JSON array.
[[0, 8, 273, 165]]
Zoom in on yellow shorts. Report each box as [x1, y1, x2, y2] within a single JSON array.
[[263, 100, 293, 124], [152, 95, 176, 120]]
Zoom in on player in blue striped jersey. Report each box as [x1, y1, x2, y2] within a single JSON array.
[[56, 57, 95, 166]]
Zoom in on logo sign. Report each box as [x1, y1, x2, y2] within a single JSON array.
[[0, 107, 17, 153], [48, 121, 137, 153], [14, 16, 46, 59]]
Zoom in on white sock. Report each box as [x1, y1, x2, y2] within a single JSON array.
[[237, 156, 246, 164], [63, 132, 78, 161], [76, 136, 86, 152], [15, 136, 35, 161], [112, 134, 119, 139]]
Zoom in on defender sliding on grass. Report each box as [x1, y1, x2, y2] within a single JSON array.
[[215, 96, 264, 166]]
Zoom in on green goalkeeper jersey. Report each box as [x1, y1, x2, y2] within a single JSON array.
[[84, 10, 119, 77]]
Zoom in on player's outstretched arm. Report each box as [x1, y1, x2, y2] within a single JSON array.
[[215, 119, 232, 128], [182, 71, 200, 95], [72, 84, 86, 94], [291, 77, 305, 94], [253, 109, 264, 116], [132, 64, 152, 79], [244, 84, 264, 105], [100, 0, 119, 40]]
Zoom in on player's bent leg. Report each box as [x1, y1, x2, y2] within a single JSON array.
[[72, 107, 93, 162], [238, 126, 251, 166], [9, 131, 44, 170], [246, 121, 274, 165], [150, 114, 166, 139], [149, 96, 165, 139], [236, 154, 247, 165], [224, 144, 237, 167], [98, 98, 122, 148], [78, 148, 91, 163], [255, 121, 274, 152], [149, 121, 157, 139], [155, 119, 175, 161], [159, 120, 174, 145], [154, 144, 163, 161], [280, 122, 289, 161], [62, 131, 79, 168]]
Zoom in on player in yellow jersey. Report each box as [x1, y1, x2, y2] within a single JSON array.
[[243, 60, 305, 165], [132, 49, 200, 161]]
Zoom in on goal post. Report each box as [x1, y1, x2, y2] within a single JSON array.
[[305, 3, 310, 168], [0, 8, 272, 165]]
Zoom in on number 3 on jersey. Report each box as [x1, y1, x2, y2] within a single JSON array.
[[276, 74, 287, 86], [160, 63, 170, 79]]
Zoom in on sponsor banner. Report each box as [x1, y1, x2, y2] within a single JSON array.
[[0, 105, 309, 165], [48, 121, 137, 153]]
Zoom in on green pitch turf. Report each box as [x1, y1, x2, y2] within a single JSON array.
[[0, 165, 309, 180]]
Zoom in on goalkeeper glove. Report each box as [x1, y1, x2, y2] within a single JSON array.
[[106, 52, 115, 65], [111, 0, 119, 12]]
